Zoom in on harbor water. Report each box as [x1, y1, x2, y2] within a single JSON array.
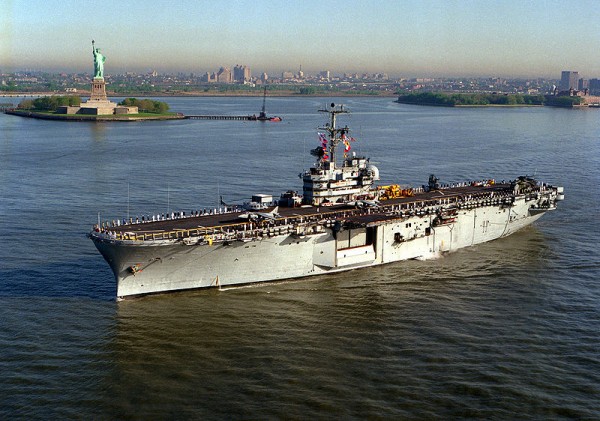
[[0, 97, 598, 419]]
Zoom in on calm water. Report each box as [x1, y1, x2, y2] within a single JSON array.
[[0, 97, 599, 419]]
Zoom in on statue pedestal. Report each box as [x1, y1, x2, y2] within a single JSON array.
[[89, 78, 108, 102], [80, 78, 117, 114]]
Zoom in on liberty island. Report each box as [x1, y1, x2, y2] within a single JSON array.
[[56, 40, 134, 116], [4, 42, 185, 121]]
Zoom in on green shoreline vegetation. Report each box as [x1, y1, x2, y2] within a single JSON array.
[[396, 92, 584, 107], [16, 96, 170, 114], [10, 95, 178, 121], [118, 97, 170, 113], [6, 109, 181, 121], [18, 95, 81, 110]]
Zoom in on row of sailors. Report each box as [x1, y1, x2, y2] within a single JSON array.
[[98, 207, 235, 229], [436, 180, 501, 189], [91, 188, 523, 239], [408, 180, 501, 195], [447, 180, 553, 189], [95, 179, 528, 231]]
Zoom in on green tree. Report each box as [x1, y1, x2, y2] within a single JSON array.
[[18, 99, 34, 109], [31, 95, 80, 110], [299, 86, 316, 95], [117, 97, 169, 113], [544, 96, 583, 107]]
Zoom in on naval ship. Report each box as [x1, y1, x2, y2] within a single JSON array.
[[89, 104, 564, 299]]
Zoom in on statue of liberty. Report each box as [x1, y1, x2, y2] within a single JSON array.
[[92, 40, 106, 79]]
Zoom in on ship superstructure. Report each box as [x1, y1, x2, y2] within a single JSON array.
[[89, 104, 564, 299], [302, 105, 379, 205]]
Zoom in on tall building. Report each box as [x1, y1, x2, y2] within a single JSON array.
[[233, 65, 251, 83], [216, 67, 232, 83], [560, 71, 579, 91], [589, 79, 600, 95], [202, 72, 215, 82]]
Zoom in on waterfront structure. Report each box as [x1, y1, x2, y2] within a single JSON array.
[[89, 104, 563, 299]]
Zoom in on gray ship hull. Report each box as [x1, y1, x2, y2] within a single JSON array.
[[91, 194, 553, 299]]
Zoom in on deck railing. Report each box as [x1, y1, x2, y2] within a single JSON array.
[[106, 187, 522, 243]]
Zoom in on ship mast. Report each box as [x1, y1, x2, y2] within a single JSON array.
[[318, 103, 349, 167]]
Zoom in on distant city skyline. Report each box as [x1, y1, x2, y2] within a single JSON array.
[[2, 0, 600, 78]]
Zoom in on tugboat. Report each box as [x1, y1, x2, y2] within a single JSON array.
[[89, 104, 564, 299]]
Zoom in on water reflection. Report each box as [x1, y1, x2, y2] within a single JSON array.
[[90, 121, 107, 143]]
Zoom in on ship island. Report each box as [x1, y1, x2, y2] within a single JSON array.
[[89, 104, 564, 299]]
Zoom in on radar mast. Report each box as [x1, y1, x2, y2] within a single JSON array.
[[318, 103, 349, 167]]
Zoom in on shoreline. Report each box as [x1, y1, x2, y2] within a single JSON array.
[[5, 109, 185, 122], [0, 91, 398, 99], [395, 101, 544, 108], [395, 100, 591, 109]]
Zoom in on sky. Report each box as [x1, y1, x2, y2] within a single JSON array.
[[2, 0, 600, 78]]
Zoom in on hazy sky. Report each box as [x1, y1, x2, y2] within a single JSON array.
[[2, 0, 600, 78]]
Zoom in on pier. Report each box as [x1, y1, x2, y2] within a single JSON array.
[[185, 115, 257, 121]]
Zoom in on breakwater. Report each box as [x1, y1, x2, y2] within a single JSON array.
[[185, 114, 258, 120]]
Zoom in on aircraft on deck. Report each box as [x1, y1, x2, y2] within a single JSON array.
[[220, 196, 269, 211], [238, 206, 281, 221], [346, 199, 380, 208]]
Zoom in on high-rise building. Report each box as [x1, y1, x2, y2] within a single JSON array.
[[560, 71, 579, 91], [233, 65, 251, 82], [202, 72, 219, 82], [216, 67, 232, 83], [589, 79, 600, 95]]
